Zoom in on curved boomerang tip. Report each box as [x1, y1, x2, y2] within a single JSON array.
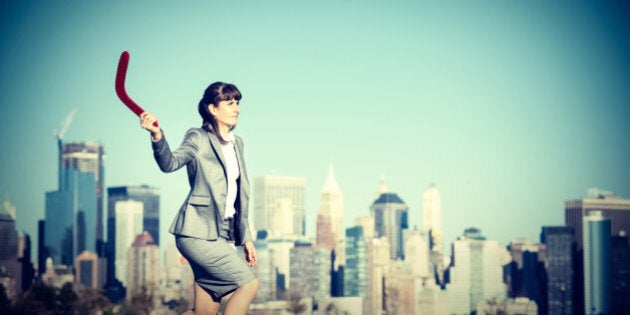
[[115, 50, 158, 127]]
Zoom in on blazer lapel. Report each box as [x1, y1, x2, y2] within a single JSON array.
[[234, 137, 245, 177], [206, 130, 227, 178]]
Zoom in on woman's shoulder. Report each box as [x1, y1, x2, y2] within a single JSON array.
[[182, 127, 208, 143]]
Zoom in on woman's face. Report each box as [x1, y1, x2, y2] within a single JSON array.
[[209, 98, 240, 131]]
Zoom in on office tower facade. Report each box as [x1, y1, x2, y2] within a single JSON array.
[[44, 142, 105, 267], [505, 239, 546, 314], [384, 262, 416, 314], [610, 232, 630, 314], [541, 226, 575, 315], [344, 226, 367, 297], [448, 228, 507, 315], [366, 236, 391, 315], [108, 185, 160, 245], [403, 229, 430, 280], [317, 166, 345, 267], [163, 245, 194, 307], [127, 232, 159, 298], [61, 142, 105, 255], [565, 190, 630, 250], [253, 235, 276, 303], [267, 235, 300, 294], [272, 198, 293, 236], [422, 185, 441, 232], [371, 190, 409, 260], [44, 190, 73, 266], [254, 175, 306, 236], [18, 232, 34, 292], [289, 242, 331, 300], [75, 250, 99, 289], [422, 185, 446, 287], [114, 200, 144, 286], [583, 211, 611, 315], [107, 185, 159, 283], [0, 198, 21, 298]]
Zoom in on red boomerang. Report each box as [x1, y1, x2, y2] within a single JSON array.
[[115, 51, 158, 127]]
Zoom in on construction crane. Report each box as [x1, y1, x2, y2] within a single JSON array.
[[54, 109, 76, 140], [54, 109, 76, 190]]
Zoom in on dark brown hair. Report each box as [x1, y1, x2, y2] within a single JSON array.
[[198, 81, 242, 143]]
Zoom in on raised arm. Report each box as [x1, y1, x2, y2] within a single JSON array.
[[140, 112, 199, 173]]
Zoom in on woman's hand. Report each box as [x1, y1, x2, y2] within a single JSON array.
[[140, 112, 162, 141], [243, 241, 258, 267]]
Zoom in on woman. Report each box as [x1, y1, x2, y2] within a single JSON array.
[[140, 82, 259, 315]]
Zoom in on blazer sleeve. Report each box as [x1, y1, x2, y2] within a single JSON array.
[[152, 128, 201, 173]]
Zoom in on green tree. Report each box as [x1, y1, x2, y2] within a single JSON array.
[[75, 287, 114, 315], [0, 284, 13, 314], [57, 282, 78, 314], [13, 281, 58, 314]]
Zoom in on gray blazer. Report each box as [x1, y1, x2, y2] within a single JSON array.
[[152, 127, 253, 245]]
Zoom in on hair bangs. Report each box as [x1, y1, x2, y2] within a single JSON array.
[[219, 83, 242, 102]]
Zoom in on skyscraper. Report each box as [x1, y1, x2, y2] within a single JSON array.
[[541, 226, 575, 315], [107, 185, 159, 283], [254, 175, 306, 236], [317, 165, 345, 269], [61, 142, 105, 255], [107, 185, 160, 245], [422, 185, 446, 287], [252, 233, 276, 303], [505, 239, 546, 314], [610, 231, 630, 315], [127, 232, 159, 298], [447, 228, 507, 315], [565, 189, 630, 250], [44, 141, 105, 267], [289, 241, 331, 300], [583, 211, 611, 315], [422, 185, 441, 233], [114, 200, 144, 286], [0, 198, 21, 298], [366, 236, 390, 315], [44, 190, 73, 266], [75, 250, 100, 289], [344, 226, 367, 298], [371, 180, 408, 260]]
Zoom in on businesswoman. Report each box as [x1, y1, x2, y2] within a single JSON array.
[[140, 82, 259, 315]]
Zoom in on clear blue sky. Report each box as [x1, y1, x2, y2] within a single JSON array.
[[1, 1, 629, 258]]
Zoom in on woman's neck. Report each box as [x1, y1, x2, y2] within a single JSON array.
[[217, 123, 231, 137]]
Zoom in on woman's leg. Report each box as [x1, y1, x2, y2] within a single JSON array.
[[222, 278, 259, 315], [182, 283, 220, 315]]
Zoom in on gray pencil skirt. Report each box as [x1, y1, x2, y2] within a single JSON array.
[[175, 218, 256, 301]]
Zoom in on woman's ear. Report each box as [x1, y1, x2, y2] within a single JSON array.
[[208, 104, 216, 115]]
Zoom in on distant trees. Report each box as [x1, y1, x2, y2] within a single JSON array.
[[285, 290, 307, 315], [3, 281, 114, 315]]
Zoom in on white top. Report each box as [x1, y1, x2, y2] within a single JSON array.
[[220, 132, 240, 219]]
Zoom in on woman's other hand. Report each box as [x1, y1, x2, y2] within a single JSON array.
[[243, 241, 258, 267], [140, 112, 162, 141]]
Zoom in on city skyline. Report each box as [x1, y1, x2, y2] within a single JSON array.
[[1, 1, 629, 258]]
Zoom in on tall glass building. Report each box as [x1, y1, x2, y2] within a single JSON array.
[[565, 190, 630, 250], [448, 228, 506, 315], [344, 226, 367, 297], [254, 175, 306, 236], [583, 211, 611, 315], [371, 191, 408, 260], [44, 142, 104, 267], [541, 226, 575, 315], [106, 185, 160, 283]]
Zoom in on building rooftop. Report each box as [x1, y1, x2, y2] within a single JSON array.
[[373, 193, 405, 205]]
